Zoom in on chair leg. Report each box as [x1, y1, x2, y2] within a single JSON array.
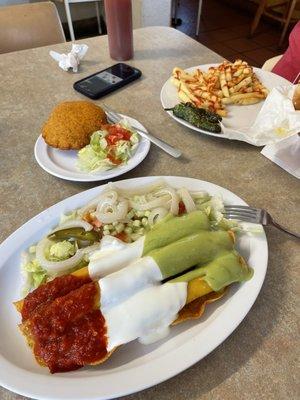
[[279, 0, 297, 47], [95, 1, 102, 35], [64, 0, 75, 41], [250, 0, 268, 36], [171, 0, 177, 19], [196, 0, 203, 36]]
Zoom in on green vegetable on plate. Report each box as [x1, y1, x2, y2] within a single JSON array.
[[166, 103, 222, 134]]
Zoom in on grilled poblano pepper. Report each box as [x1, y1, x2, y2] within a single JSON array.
[[170, 103, 222, 133]]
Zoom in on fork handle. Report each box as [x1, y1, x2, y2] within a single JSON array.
[[270, 219, 300, 239], [138, 130, 182, 158]]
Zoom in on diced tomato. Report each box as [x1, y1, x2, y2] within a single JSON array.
[[92, 218, 102, 228], [106, 124, 132, 145], [178, 201, 186, 215], [106, 134, 122, 145], [107, 151, 122, 165], [115, 232, 128, 242], [83, 213, 102, 228]]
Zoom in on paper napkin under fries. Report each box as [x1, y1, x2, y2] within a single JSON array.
[[222, 85, 300, 146]]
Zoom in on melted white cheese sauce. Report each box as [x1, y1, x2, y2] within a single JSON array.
[[138, 326, 171, 345], [88, 235, 144, 279], [99, 256, 162, 311], [103, 282, 187, 351]]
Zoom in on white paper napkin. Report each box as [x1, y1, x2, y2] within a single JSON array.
[[261, 134, 300, 179], [49, 44, 88, 72], [222, 85, 300, 146]]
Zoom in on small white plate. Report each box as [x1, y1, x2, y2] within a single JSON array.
[[160, 63, 290, 141], [34, 115, 150, 182], [0, 176, 268, 400]]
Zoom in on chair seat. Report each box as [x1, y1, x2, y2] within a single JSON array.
[[0, 2, 65, 54]]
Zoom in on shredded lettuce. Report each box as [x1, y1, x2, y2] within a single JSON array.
[[78, 143, 114, 172], [21, 253, 48, 296], [115, 140, 136, 161], [77, 120, 139, 172], [194, 194, 242, 231], [90, 130, 108, 153]]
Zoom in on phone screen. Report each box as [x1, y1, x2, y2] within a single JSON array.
[[75, 64, 139, 97]]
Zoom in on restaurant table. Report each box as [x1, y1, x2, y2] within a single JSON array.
[[0, 27, 299, 400]]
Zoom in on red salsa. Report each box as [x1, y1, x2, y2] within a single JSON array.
[[21, 274, 92, 321], [27, 282, 107, 373]]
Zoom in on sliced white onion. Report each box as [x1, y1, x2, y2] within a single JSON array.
[[78, 190, 118, 216], [129, 195, 170, 211], [177, 188, 196, 213], [78, 196, 104, 216], [189, 190, 209, 199], [36, 238, 85, 274], [95, 198, 129, 224], [81, 243, 100, 255], [156, 187, 179, 215], [114, 179, 167, 198], [51, 220, 93, 234], [148, 207, 169, 226]]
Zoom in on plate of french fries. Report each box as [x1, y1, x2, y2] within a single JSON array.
[[161, 60, 290, 141]]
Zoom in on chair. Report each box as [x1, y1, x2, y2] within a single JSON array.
[[171, 0, 203, 36], [54, 0, 103, 42], [250, 0, 300, 47], [0, 2, 65, 54]]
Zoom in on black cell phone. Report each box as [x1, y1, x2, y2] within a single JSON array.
[[73, 63, 142, 99]]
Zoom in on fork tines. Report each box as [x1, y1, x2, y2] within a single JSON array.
[[223, 205, 260, 223]]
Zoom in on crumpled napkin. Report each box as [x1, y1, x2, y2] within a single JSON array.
[[49, 44, 88, 72], [221, 85, 300, 146], [261, 133, 300, 179]]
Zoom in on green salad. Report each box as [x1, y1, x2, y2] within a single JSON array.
[[77, 120, 139, 172]]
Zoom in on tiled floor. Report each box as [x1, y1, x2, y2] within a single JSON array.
[[174, 0, 290, 67]]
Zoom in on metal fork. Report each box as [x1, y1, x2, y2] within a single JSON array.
[[223, 205, 300, 239], [102, 104, 182, 158]]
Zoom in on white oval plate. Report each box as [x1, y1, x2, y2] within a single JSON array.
[[34, 115, 150, 182], [0, 176, 268, 400], [160, 63, 290, 140]]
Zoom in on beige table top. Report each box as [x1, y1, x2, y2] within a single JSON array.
[[0, 26, 299, 400]]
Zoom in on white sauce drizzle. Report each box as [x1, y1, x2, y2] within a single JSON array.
[[88, 235, 144, 279], [138, 325, 171, 345], [99, 256, 162, 312], [103, 282, 187, 351]]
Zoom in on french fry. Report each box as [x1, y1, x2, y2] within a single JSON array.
[[229, 76, 252, 93], [236, 98, 261, 105], [178, 90, 193, 104], [219, 72, 229, 97], [221, 92, 265, 104], [225, 67, 232, 82], [170, 60, 268, 116]]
